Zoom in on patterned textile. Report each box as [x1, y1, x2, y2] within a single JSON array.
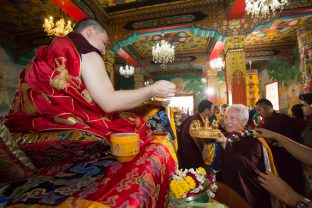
[[1, 136, 177, 208], [0, 123, 36, 183], [6, 197, 110, 208], [147, 110, 175, 140], [11, 130, 110, 168], [4, 34, 151, 142], [1, 155, 116, 206]]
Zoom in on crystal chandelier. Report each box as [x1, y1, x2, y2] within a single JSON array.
[[42, 1, 73, 37], [245, 0, 289, 18], [209, 57, 224, 71], [152, 38, 175, 69], [119, 65, 135, 78], [43, 16, 73, 37]]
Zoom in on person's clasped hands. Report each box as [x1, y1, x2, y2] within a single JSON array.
[[150, 80, 176, 98]]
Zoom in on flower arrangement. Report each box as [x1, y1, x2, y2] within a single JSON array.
[[169, 167, 218, 200]]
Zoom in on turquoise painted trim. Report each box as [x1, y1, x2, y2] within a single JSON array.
[[191, 25, 226, 42], [111, 32, 138, 53]]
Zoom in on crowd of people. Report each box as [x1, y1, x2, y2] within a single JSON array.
[[2, 17, 312, 208], [177, 94, 312, 208]]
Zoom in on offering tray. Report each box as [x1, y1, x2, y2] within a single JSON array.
[[190, 128, 221, 139], [189, 119, 221, 139]]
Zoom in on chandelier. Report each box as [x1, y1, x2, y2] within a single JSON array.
[[43, 16, 73, 37], [209, 57, 224, 71], [119, 65, 135, 78], [43, 1, 73, 37], [245, 0, 289, 18], [152, 37, 175, 69]]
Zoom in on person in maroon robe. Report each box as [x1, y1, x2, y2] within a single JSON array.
[[291, 104, 308, 137], [177, 100, 214, 170], [255, 99, 305, 199], [214, 104, 272, 208]]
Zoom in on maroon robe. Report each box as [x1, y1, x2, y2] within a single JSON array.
[[215, 134, 271, 208], [177, 113, 208, 170], [262, 111, 305, 196]]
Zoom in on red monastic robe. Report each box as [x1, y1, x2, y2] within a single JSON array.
[[5, 33, 150, 142]]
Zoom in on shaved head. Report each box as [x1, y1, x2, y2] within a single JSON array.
[[73, 18, 106, 33]]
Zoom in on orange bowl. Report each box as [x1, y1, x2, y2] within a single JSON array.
[[110, 133, 140, 163]]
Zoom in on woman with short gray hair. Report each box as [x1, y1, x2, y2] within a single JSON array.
[[211, 104, 276, 208]]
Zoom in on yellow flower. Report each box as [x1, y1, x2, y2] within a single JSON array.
[[170, 179, 187, 199], [197, 167, 206, 176], [170, 167, 212, 199], [185, 176, 196, 190], [180, 179, 190, 193]]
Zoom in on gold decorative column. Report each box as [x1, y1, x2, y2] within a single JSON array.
[[246, 69, 259, 107], [297, 25, 312, 93], [224, 36, 247, 105], [103, 50, 115, 87]]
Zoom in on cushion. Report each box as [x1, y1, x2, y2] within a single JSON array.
[[11, 130, 110, 168], [0, 123, 36, 184]]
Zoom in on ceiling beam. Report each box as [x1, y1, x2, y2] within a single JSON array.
[[49, 0, 87, 21], [116, 48, 140, 67], [226, 0, 245, 20], [136, 24, 193, 35], [281, 7, 312, 16], [209, 41, 224, 61]]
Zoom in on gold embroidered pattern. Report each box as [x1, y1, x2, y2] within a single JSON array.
[[53, 116, 77, 125], [102, 116, 111, 121], [11, 94, 21, 113], [120, 112, 141, 127], [50, 57, 80, 91], [41, 92, 51, 103], [0, 122, 36, 170], [24, 61, 33, 75], [20, 83, 37, 116], [82, 89, 93, 103], [53, 115, 89, 127]]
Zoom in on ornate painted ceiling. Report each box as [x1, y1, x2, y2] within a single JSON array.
[[0, 0, 311, 74], [132, 30, 215, 58], [97, 0, 212, 13], [246, 15, 312, 46]]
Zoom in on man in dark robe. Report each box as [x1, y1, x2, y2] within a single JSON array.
[[256, 99, 305, 198], [214, 104, 273, 208], [177, 100, 214, 170]]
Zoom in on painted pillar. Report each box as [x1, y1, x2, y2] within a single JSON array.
[[103, 50, 115, 87], [224, 35, 247, 105], [297, 25, 312, 93], [246, 69, 259, 107], [207, 69, 218, 105]]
